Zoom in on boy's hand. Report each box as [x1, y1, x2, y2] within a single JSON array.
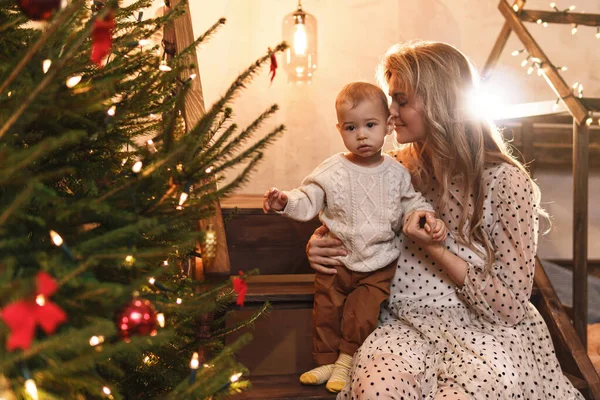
[[262, 187, 288, 213], [423, 213, 448, 242]]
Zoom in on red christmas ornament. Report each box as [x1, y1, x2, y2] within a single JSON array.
[[16, 0, 63, 21], [268, 48, 278, 84], [232, 271, 247, 307], [0, 271, 67, 351], [115, 298, 158, 342], [90, 10, 115, 66]]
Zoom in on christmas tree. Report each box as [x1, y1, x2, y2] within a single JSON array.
[[0, 0, 284, 398]]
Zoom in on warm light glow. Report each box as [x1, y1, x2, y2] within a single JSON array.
[[521, 58, 529, 67], [159, 62, 172, 72], [157, 313, 165, 328], [102, 386, 111, 395], [132, 161, 143, 173], [205, 166, 213, 174], [35, 294, 46, 307], [163, 260, 168, 266], [537, 19, 542, 24], [511, 49, 521, 56], [148, 277, 156, 285], [179, 192, 189, 206], [49, 230, 63, 246], [573, 81, 580, 89], [568, 5, 575, 11], [107, 105, 116, 116], [467, 83, 511, 120], [596, 28, 600, 39], [25, 379, 38, 400], [549, 2, 556, 8], [190, 352, 200, 369], [176, 298, 182, 304], [513, 4, 519, 11], [43, 59, 52, 73], [189, 73, 197, 80], [559, 66, 568, 71], [293, 23, 308, 56], [586, 117, 593, 126], [66, 75, 82, 88], [138, 39, 150, 46], [124, 254, 135, 265], [543, 22, 548, 27], [527, 66, 534, 75], [90, 335, 105, 346], [230, 372, 243, 382], [571, 24, 578, 35]]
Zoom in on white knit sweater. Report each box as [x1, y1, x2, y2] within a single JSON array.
[[280, 153, 434, 272]]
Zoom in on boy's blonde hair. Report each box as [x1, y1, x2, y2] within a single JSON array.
[[376, 40, 548, 270], [335, 82, 390, 117]]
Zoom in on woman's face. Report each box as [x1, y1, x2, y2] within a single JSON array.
[[388, 72, 427, 144]]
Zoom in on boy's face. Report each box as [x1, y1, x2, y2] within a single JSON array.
[[336, 99, 393, 165]]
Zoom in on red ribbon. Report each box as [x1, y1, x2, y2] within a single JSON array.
[[90, 11, 115, 66], [232, 271, 247, 307], [1, 272, 67, 351], [269, 48, 278, 84]]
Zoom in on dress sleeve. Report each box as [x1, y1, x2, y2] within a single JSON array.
[[456, 165, 539, 326]]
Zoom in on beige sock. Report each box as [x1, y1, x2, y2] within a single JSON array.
[[326, 352, 353, 393], [299, 364, 334, 385]]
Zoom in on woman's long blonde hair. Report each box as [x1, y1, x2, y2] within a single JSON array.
[[377, 41, 547, 266]]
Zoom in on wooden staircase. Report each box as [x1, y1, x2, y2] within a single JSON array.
[[220, 197, 600, 400]]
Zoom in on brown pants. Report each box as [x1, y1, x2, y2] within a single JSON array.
[[312, 260, 396, 365]]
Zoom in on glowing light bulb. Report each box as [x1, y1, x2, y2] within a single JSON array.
[[176, 298, 182, 304], [511, 50, 521, 56], [159, 62, 172, 72], [49, 230, 63, 246], [537, 19, 542, 24], [148, 277, 156, 285], [230, 372, 243, 382], [571, 24, 578, 35], [543, 22, 548, 27], [513, 4, 519, 11], [586, 117, 593, 126], [138, 39, 150, 46], [190, 352, 199, 369], [205, 166, 213, 174], [189, 73, 197, 80], [527, 66, 535, 75], [90, 335, 105, 346], [568, 5, 575, 11], [124, 254, 135, 266], [42, 59, 52, 73], [178, 192, 189, 206], [102, 386, 111, 396], [132, 161, 143, 173], [521, 58, 529, 67], [66, 75, 82, 88], [163, 260, 169, 266], [107, 105, 116, 116], [25, 379, 38, 400], [293, 23, 307, 56], [157, 313, 165, 328], [35, 294, 46, 306]]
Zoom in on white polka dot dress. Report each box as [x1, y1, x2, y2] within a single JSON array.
[[338, 161, 584, 400]]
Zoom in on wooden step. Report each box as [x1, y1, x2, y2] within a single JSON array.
[[233, 374, 336, 400]]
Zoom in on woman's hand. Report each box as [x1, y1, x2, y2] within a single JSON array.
[[306, 225, 346, 274], [403, 210, 445, 249]]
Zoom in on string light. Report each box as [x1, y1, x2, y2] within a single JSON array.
[[124, 254, 135, 266], [513, 3, 520, 11], [205, 166, 213, 174], [230, 372, 243, 383], [49, 230, 63, 246], [553, 98, 560, 111], [102, 386, 111, 396], [146, 139, 157, 153], [138, 39, 150, 46], [596, 27, 600, 39], [176, 298, 182, 304], [42, 59, 52, 73], [107, 105, 116, 116], [558, 66, 568, 71], [527, 66, 535, 75], [543, 22, 548, 27], [148, 277, 156, 285], [511, 49, 525, 56], [157, 313, 165, 328], [521, 57, 530, 67], [550, 2, 559, 11], [89, 335, 105, 346], [586, 117, 593, 126], [66, 75, 82, 88], [158, 61, 172, 72], [189, 352, 200, 383], [25, 379, 39, 400], [571, 24, 578, 35], [163, 260, 169, 266], [132, 160, 143, 173]]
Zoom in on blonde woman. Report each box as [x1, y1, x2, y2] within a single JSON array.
[[306, 41, 584, 399]]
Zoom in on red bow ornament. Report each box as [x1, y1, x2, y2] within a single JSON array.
[[1, 271, 67, 351], [90, 10, 115, 66], [232, 271, 248, 307], [268, 48, 278, 84]]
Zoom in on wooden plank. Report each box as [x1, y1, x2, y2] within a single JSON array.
[[535, 259, 600, 399], [481, 0, 527, 80], [573, 120, 590, 346], [169, 0, 230, 275], [520, 10, 600, 27], [498, 0, 589, 124], [244, 275, 315, 304], [231, 374, 336, 399]]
